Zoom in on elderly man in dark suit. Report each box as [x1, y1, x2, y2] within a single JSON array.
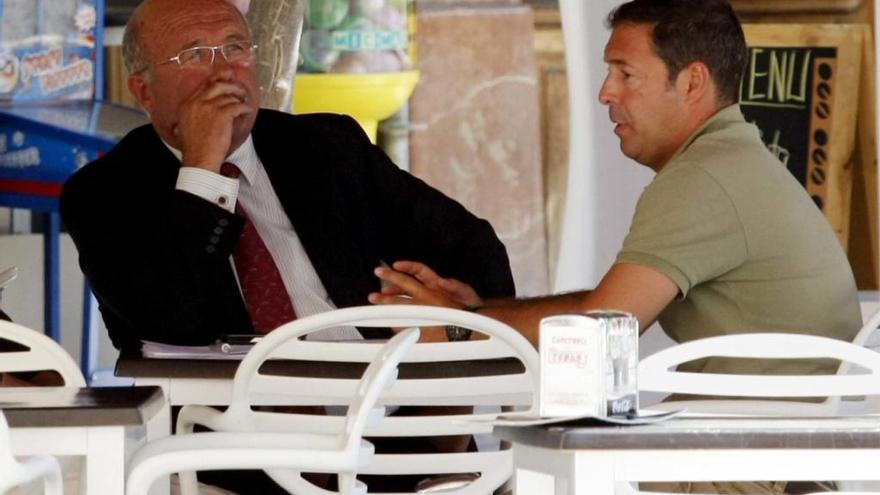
[[62, 0, 511, 492], [60, 0, 514, 356]]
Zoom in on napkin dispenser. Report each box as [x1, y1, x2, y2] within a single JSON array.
[[539, 311, 639, 417]]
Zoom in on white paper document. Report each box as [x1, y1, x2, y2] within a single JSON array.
[[140, 340, 252, 360], [469, 408, 686, 427]]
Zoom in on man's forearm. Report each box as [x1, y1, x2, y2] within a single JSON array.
[[478, 291, 590, 345]]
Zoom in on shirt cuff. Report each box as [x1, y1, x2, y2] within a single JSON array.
[[176, 166, 239, 213]]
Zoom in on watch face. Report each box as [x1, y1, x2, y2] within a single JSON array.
[[445, 325, 472, 342]]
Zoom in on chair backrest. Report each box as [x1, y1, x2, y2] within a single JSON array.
[[0, 409, 63, 494], [229, 304, 539, 414], [836, 308, 880, 418], [185, 305, 539, 494], [0, 320, 85, 387], [638, 333, 880, 413], [171, 327, 419, 495], [0, 408, 11, 463], [342, 327, 420, 451], [852, 308, 880, 348]]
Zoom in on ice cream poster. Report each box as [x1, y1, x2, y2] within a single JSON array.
[[0, 0, 98, 101]]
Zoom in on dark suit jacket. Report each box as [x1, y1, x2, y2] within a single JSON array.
[[60, 110, 514, 353]]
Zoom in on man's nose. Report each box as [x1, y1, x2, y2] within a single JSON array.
[[210, 53, 236, 78], [598, 77, 615, 105]]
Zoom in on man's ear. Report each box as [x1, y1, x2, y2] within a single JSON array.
[[677, 61, 712, 104], [127, 74, 153, 114]]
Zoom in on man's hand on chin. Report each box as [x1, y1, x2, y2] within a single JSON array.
[[177, 80, 254, 172]]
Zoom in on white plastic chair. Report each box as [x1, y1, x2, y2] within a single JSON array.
[[839, 311, 880, 492], [638, 333, 880, 416], [176, 305, 540, 495], [0, 409, 63, 494], [0, 320, 86, 387], [126, 327, 420, 495], [853, 307, 880, 348], [633, 333, 880, 495], [0, 320, 84, 495], [836, 308, 880, 415]]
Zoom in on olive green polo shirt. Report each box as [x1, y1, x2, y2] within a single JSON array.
[[617, 105, 861, 376]]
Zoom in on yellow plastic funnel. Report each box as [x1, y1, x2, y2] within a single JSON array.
[[293, 70, 420, 142]]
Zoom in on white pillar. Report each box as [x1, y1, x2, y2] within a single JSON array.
[[554, 0, 654, 292]]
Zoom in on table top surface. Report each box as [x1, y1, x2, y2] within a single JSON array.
[[0, 386, 165, 428], [115, 356, 525, 380], [494, 415, 880, 450]]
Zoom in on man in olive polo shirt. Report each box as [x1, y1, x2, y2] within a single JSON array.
[[369, 0, 862, 377]]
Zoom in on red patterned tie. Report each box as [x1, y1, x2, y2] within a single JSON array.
[[220, 162, 297, 333]]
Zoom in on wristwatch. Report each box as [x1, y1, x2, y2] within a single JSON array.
[[445, 325, 473, 342]]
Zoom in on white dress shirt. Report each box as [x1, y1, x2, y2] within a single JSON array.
[[170, 137, 360, 341]]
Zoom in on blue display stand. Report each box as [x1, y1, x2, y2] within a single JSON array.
[[0, 100, 148, 378], [0, 0, 151, 379]]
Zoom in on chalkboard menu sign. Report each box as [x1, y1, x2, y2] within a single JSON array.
[[740, 25, 863, 248]]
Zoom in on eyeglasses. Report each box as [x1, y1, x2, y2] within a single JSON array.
[[157, 41, 258, 69]]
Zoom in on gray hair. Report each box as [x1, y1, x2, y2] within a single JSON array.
[[121, 5, 148, 75]]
